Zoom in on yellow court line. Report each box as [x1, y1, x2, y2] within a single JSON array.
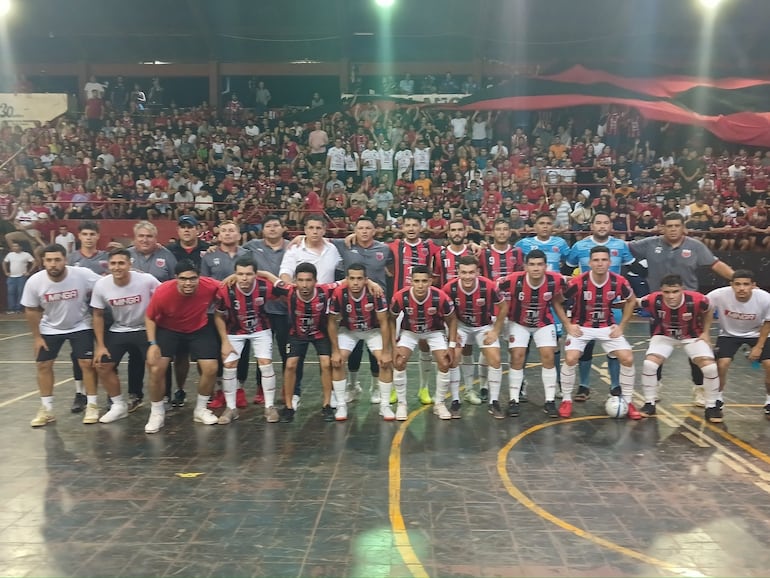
[[497, 416, 703, 577], [0, 377, 73, 409], [389, 404, 431, 578], [0, 332, 31, 341]]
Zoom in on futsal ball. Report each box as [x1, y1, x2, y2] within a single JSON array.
[[605, 395, 629, 418]]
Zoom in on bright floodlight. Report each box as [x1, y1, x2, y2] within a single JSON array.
[[375, 0, 395, 7], [699, 0, 722, 9], [0, 0, 11, 17]]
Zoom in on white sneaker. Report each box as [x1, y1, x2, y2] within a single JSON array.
[[82, 403, 100, 424], [145, 412, 165, 434], [30, 406, 56, 427], [395, 403, 408, 421], [464, 389, 482, 405], [217, 408, 239, 424], [335, 403, 348, 421], [370, 389, 381, 404], [292, 394, 301, 412], [99, 403, 128, 423], [433, 403, 452, 420], [194, 407, 218, 425], [380, 406, 395, 421], [693, 386, 706, 408], [346, 382, 362, 404]]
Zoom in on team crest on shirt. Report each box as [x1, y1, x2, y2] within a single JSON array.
[[611, 249, 618, 256], [375, 252, 384, 261], [364, 303, 374, 311], [427, 307, 437, 315], [405, 307, 414, 314], [543, 292, 552, 301], [552, 246, 559, 252], [583, 291, 592, 300], [213, 258, 220, 266], [476, 298, 486, 306], [155, 258, 165, 268], [315, 303, 324, 311], [682, 312, 693, 320], [255, 297, 264, 305], [99, 260, 108, 269], [682, 249, 692, 258], [607, 291, 616, 300], [654, 246, 663, 254]]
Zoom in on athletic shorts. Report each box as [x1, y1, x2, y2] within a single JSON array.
[[564, 326, 630, 354], [337, 328, 383, 353], [104, 330, 148, 364], [397, 330, 447, 352], [157, 324, 218, 361], [715, 335, 770, 360], [507, 323, 558, 349], [457, 322, 500, 349], [286, 336, 332, 358], [224, 329, 273, 363], [646, 334, 713, 361], [37, 330, 94, 362]]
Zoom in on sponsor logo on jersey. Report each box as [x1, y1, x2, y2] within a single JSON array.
[[44, 289, 79, 302], [108, 295, 142, 307]]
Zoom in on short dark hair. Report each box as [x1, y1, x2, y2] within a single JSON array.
[[411, 265, 432, 277], [458, 255, 479, 267], [732, 269, 755, 282], [295, 262, 317, 278], [663, 212, 685, 224], [174, 259, 199, 276], [347, 262, 367, 275], [403, 211, 423, 223], [589, 245, 610, 257], [526, 249, 547, 263], [534, 211, 554, 223], [78, 220, 99, 233], [108, 248, 131, 261], [591, 212, 611, 223], [42, 243, 67, 257], [493, 217, 510, 227], [262, 214, 283, 227], [304, 214, 326, 227], [660, 274, 683, 287], [234, 256, 256, 271]]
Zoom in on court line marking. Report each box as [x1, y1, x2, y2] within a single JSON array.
[[0, 332, 30, 341], [0, 377, 73, 409], [496, 416, 704, 577]]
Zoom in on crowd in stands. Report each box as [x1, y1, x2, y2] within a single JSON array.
[[2, 76, 770, 256]]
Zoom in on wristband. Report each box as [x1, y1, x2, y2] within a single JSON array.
[[448, 341, 457, 348], [147, 340, 157, 346]]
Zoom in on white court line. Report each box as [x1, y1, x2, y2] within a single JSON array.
[[0, 377, 73, 409], [0, 332, 31, 341]]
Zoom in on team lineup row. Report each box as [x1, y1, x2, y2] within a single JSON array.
[[18, 209, 770, 432]]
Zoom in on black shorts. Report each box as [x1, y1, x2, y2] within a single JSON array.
[[157, 324, 218, 361], [286, 336, 331, 359], [104, 330, 148, 364], [715, 336, 770, 360], [37, 330, 94, 362]]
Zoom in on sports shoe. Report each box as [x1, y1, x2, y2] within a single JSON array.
[[172, 389, 186, 407], [99, 403, 128, 423], [544, 401, 558, 418], [488, 400, 505, 419], [346, 382, 362, 404], [193, 407, 218, 425], [71, 392, 87, 413], [640, 403, 657, 417], [292, 394, 301, 412], [235, 388, 248, 408], [370, 388, 381, 404], [449, 399, 462, 419], [693, 386, 706, 408], [464, 389, 482, 405], [627, 402, 642, 420], [265, 406, 280, 423], [30, 406, 55, 427], [335, 404, 348, 421], [163, 396, 172, 411], [764, 403, 770, 419], [558, 400, 573, 418], [380, 406, 396, 421], [705, 405, 723, 423], [716, 399, 724, 410], [520, 383, 529, 403], [395, 403, 408, 421], [82, 403, 100, 424], [322, 404, 335, 422], [609, 386, 621, 397], [253, 391, 265, 405], [433, 403, 451, 420], [480, 387, 489, 403], [144, 412, 164, 434], [508, 400, 520, 417], [217, 408, 239, 424], [390, 389, 397, 404], [418, 387, 433, 405], [574, 386, 590, 402], [207, 390, 226, 409], [127, 394, 144, 413], [279, 407, 295, 423]]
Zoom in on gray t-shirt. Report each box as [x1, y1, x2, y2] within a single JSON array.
[[201, 247, 250, 281], [331, 239, 392, 290], [128, 246, 178, 282], [67, 249, 110, 275], [243, 239, 288, 315], [629, 235, 718, 291]]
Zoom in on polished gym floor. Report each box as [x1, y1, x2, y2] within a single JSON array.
[[1, 317, 770, 578]]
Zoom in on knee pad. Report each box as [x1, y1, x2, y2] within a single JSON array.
[[701, 363, 718, 379]]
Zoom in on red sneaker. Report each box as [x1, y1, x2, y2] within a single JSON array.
[[558, 400, 573, 418], [627, 402, 642, 420], [235, 388, 248, 408], [207, 390, 226, 409], [253, 392, 265, 405]]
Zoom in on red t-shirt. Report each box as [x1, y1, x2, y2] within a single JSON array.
[[146, 276, 220, 333]]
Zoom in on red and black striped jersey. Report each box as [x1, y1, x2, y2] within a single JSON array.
[[639, 290, 710, 339], [442, 276, 502, 327], [279, 282, 338, 340], [390, 286, 454, 334], [480, 245, 525, 280], [499, 271, 565, 328], [564, 272, 632, 328], [388, 239, 439, 290], [215, 280, 277, 335], [435, 245, 472, 285], [328, 286, 388, 332]]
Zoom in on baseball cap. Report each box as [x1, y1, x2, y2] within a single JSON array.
[[178, 215, 198, 227], [579, 189, 591, 198], [38, 212, 49, 218]]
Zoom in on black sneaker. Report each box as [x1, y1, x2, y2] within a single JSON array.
[[172, 389, 186, 407], [764, 403, 770, 419], [488, 401, 504, 419], [479, 387, 489, 403], [640, 402, 656, 417], [322, 404, 335, 422], [127, 394, 144, 413], [70, 392, 87, 413], [705, 406, 723, 423], [449, 399, 462, 419], [609, 386, 621, 397], [520, 382, 528, 402], [508, 400, 520, 417], [715, 399, 724, 410], [279, 407, 295, 423], [544, 401, 558, 418], [574, 385, 590, 402]]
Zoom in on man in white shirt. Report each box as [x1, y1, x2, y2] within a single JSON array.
[[360, 141, 380, 183], [83, 75, 107, 99], [378, 140, 395, 183], [394, 142, 413, 180], [707, 269, 770, 418], [22, 244, 102, 427], [280, 215, 341, 285], [54, 224, 76, 254], [450, 111, 468, 139], [326, 137, 347, 174], [412, 140, 431, 179], [3, 241, 34, 313]]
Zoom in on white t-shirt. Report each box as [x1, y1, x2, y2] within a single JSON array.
[[450, 117, 467, 139], [707, 286, 770, 338], [379, 148, 394, 171], [3, 251, 34, 277], [394, 150, 413, 175], [15, 209, 38, 228], [412, 147, 431, 171], [54, 232, 76, 252], [360, 149, 379, 171], [21, 266, 101, 334], [326, 146, 346, 171], [90, 271, 160, 332]]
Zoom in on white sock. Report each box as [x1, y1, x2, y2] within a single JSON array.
[[509, 368, 524, 403], [260, 363, 276, 407], [111, 394, 125, 406], [223, 367, 238, 409], [542, 367, 557, 402], [449, 366, 461, 401], [620, 364, 636, 404], [379, 380, 393, 408], [86, 395, 98, 406], [394, 369, 407, 404], [642, 359, 659, 404], [419, 352, 432, 389], [151, 400, 166, 415], [74, 380, 84, 395], [702, 363, 720, 408], [479, 354, 489, 383], [765, 394, 770, 405], [41, 396, 53, 410], [488, 366, 502, 402], [461, 355, 474, 390], [561, 363, 576, 401], [332, 379, 347, 407], [435, 370, 450, 402], [196, 394, 208, 411], [349, 370, 359, 389]]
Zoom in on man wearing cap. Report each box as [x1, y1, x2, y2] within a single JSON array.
[[167, 215, 210, 269]]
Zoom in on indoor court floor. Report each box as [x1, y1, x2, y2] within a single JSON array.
[[1, 317, 770, 578]]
